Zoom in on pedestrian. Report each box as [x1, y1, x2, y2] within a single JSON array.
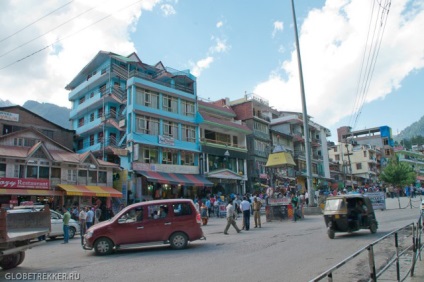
[[291, 193, 299, 222], [86, 207, 94, 229], [95, 205, 102, 224], [200, 203, 208, 225], [252, 196, 262, 228], [79, 206, 87, 235], [224, 199, 241, 235], [240, 196, 251, 230], [62, 207, 71, 244], [205, 197, 211, 217]]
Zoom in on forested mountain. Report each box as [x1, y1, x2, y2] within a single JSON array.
[[394, 115, 424, 146], [0, 99, 71, 129]]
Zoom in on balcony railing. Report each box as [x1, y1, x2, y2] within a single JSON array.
[[200, 138, 247, 150]]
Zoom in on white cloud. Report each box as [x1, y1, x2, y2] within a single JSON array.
[[191, 56, 214, 77], [272, 20, 283, 38], [255, 0, 424, 128], [210, 38, 229, 53], [0, 0, 159, 107], [161, 4, 176, 16], [216, 21, 223, 28]]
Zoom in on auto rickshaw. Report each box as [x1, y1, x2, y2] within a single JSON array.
[[323, 194, 378, 239]]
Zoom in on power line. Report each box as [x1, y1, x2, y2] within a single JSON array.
[[0, 0, 143, 71], [0, 1, 74, 44]]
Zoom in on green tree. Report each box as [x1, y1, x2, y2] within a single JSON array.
[[380, 157, 416, 188]]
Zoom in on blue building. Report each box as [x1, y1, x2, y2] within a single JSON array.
[[66, 51, 212, 204]]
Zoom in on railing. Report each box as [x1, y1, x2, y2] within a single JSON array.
[[310, 213, 423, 281], [200, 138, 247, 150]]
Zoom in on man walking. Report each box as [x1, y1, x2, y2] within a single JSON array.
[[224, 199, 241, 235], [86, 207, 94, 229], [253, 197, 262, 228], [240, 196, 251, 230], [62, 207, 71, 244]]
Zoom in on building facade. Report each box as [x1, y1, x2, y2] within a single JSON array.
[[66, 51, 212, 204], [198, 98, 250, 195]]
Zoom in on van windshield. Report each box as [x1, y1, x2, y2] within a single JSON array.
[[324, 199, 345, 211]]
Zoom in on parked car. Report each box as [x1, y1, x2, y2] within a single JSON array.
[[12, 206, 80, 239], [83, 199, 206, 255]]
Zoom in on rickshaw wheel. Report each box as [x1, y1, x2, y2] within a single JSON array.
[[369, 222, 377, 234], [327, 228, 335, 239]]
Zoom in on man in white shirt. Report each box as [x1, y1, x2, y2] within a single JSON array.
[[240, 196, 251, 230], [223, 200, 241, 235]]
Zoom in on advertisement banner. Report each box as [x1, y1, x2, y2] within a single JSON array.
[[364, 192, 386, 210]]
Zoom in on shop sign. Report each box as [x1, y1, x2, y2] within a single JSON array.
[[0, 177, 50, 189], [0, 111, 19, 122], [267, 197, 290, 206]]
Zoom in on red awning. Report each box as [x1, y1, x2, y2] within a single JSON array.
[[136, 171, 213, 187], [57, 185, 122, 197]]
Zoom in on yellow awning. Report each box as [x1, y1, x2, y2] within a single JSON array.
[[265, 152, 296, 167], [57, 184, 122, 197]]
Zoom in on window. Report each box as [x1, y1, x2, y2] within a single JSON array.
[[334, 147, 338, 152], [383, 138, 389, 145], [181, 151, 194, 165], [147, 205, 168, 219], [142, 147, 158, 163], [162, 150, 177, 164], [182, 100, 195, 116], [77, 140, 83, 150], [233, 136, 238, 147], [173, 203, 192, 217], [26, 166, 38, 178], [78, 118, 84, 127], [253, 121, 269, 134], [335, 154, 340, 161], [67, 169, 77, 182], [363, 151, 367, 157], [79, 96, 85, 105], [98, 108, 104, 118], [90, 113, 95, 122], [98, 171, 107, 183], [135, 88, 159, 109], [136, 116, 159, 135], [98, 132, 104, 143], [356, 163, 362, 170], [14, 138, 23, 146], [163, 120, 178, 138], [39, 167, 49, 179], [163, 95, 178, 113], [89, 135, 94, 146], [0, 163, 5, 177], [42, 130, 54, 139], [51, 167, 60, 179], [182, 124, 195, 142], [119, 207, 144, 223]]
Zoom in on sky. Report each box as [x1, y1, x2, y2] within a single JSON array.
[[0, 0, 423, 142]]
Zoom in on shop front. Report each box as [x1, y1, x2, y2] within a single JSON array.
[[56, 184, 122, 218], [0, 177, 63, 208], [135, 171, 214, 200]]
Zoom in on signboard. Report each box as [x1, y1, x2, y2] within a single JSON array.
[[158, 135, 175, 146], [364, 192, 386, 210], [0, 177, 50, 190], [267, 197, 290, 206], [0, 111, 19, 122]]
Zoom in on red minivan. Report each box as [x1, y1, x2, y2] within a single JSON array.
[[83, 199, 205, 255]]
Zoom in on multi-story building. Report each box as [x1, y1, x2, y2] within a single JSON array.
[[0, 106, 74, 150], [0, 126, 120, 210], [328, 142, 381, 189], [270, 111, 331, 192], [198, 98, 250, 195], [66, 51, 212, 203], [230, 93, 273, 192]]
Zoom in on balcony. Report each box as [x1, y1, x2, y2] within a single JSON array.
[[200, 138, 246, 150]]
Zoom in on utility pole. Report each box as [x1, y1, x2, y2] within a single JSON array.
[[345, 141, 354, 191], [290, 0, 314, 206]]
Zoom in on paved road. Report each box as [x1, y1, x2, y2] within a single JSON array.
[[1, 196, 422, 282]]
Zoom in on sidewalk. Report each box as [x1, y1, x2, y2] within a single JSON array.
[[387, 196, 423, 281]]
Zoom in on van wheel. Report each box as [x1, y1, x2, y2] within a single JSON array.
[[94, 238, 114, 255], [69, 227, 76, 239], [0, 253, 20, 270], [17, 251, 25, 266], [327, 228, 335, 239], [370, 222, 377, 234], [170, 232, 188, 249]]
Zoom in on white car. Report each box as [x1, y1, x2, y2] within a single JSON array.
[[12, 206, 80, 239]]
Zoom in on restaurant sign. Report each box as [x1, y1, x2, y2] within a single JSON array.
[[0, 177, 50, 190]]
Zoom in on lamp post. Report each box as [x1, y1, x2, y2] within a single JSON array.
[[290, 0, 314, 206]]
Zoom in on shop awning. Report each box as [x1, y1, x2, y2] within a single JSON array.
[[266, 152, 296, 167], [57, 184, 122, 197], [136, 171, 213, 187], [0, 188, 63, 196]]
